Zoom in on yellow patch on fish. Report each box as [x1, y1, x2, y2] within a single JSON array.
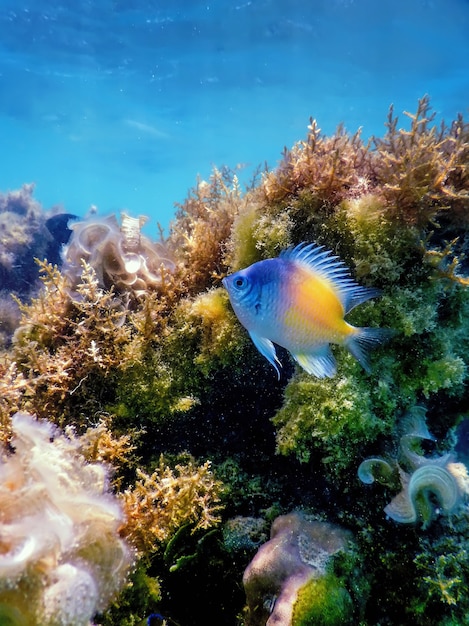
[[284, 266, 354, 343]]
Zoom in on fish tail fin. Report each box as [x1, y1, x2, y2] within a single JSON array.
[[346, 327, 395, 373]]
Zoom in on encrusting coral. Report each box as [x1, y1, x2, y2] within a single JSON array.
[[0, 411, 133, 626]]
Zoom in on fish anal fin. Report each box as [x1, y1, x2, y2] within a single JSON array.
[[249, 332, 282, 379], [292, 345, 337, 378]]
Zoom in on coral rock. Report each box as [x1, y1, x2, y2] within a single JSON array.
[[242, 512, 352, 626]]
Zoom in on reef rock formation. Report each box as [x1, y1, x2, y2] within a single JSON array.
[[1, 98, 469, 625], [0, 184, 51, 293], [243, 512, 353, 626]]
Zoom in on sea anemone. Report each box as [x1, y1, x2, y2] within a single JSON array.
[[358, 407, 469, 527], [63, 212, 175, 298], [0, 412, 134, 625]]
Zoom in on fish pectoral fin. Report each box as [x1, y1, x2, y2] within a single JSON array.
[[292, 345, 336, 378], [249, 332, 282, 379]]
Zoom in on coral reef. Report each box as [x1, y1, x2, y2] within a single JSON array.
[[0, 412, 133, 626], [1, 98, 469, 625]]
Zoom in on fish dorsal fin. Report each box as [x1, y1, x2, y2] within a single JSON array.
[[281, 242, 380, 313]]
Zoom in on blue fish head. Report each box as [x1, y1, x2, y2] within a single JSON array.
[[223, 265, 264, 328], [223, 258, 283, 332], [223, 268, 253, 303]]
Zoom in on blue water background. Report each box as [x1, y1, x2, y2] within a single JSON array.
[[0, 0, 468, 235]]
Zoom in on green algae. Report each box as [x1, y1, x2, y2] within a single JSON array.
[[293, 574, 354, 626], [96, 560, 161, 626], [273, 364, 393, 469]]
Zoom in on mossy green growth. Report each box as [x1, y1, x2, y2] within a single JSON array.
[[273, 355, 396, 470], [176, 288, 248, 375], [109, 288, 248, 428], [228, 201, 262, 270], [228, 195, 293, 270], [96, 560, 161, 626], [410, 516, 469, 624], [292, 573, 354, 626], [272, 258, 469, 472], [108, 344, 191, 431], [228, 172, 469, 474], [332, 195, 425, 286]]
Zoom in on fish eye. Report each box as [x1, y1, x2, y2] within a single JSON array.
[[234, 276, 247, 289]]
